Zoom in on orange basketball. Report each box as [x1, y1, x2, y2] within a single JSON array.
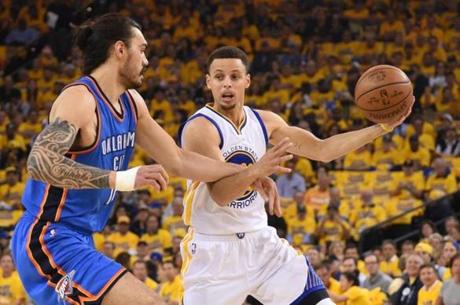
[[354, 65, 413, 124]]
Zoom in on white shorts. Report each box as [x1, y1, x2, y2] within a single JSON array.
[[180, 226, 328, 305]]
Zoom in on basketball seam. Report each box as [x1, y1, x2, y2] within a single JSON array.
[[356, 90, 411, 112], [356, 80, 411, 101], [355, 66, 408, 88]]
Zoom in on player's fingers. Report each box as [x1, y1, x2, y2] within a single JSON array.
[[149, 165, 169, 184], [144, 172, 167, 191], [275, 165, 292, 174], [254, 180, 268, 201], [268, 183, 275, 216], [144, 178, 161, 191], [279, 154, 293, 163], [274, 187, 282, 217], [154, 164, 170, 184]]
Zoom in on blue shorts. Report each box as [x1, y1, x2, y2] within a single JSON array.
[[11, 214, 126, 305]]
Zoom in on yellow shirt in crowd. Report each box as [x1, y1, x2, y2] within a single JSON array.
[[160, 275, 184, 303], [417, 280, 442, 305], [0, 271, 26, 305]]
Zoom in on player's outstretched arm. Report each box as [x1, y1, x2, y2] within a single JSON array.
[[28, 86, 169, 192], [259, 97, 413, 162], [131, 90, 244, 183], [181, 116, 292, 206]]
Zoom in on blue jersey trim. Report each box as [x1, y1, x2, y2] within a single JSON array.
[[250, 108, 268, 145], [178, 113, 224, 149]]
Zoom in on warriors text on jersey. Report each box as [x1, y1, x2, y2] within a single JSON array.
[[179, 105, 268, 234]]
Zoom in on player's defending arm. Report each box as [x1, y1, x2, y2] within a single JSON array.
[[259, 97, 413, 162], [181, 117, 292, 206], [132, 90, 243, 182], [27, 86, 168, 191]]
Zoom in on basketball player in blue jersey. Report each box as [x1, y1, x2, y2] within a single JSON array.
[[11, 15, 292, 305], [179, 46, 414, 305]]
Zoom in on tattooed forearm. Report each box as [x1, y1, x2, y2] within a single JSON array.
[[27, 118, 111, 189]]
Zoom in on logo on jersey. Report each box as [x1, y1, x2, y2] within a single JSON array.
[[225, 150, 258, 208], [55, 270, 75, 302], [101, 131, 136, 155]]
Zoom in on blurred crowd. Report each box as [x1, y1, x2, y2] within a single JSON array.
[[0, 0, 459, 304]]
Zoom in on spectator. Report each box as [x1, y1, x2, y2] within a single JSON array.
[[101, 241, 115, 259], [130, 204, 150, 236], [439, 254, 460, 305], [417, 263, 442, 305], [107, 216, 139, 256], [141, 215, 172, 252], [363, 253, 392, 294], [381, 240, 402, 278], [276, 158, 307, 199], [0, 253, 26, 305], [304, 169, 331, 214], [330, 271, 372, 305], [415, 242, 434, 264], [159, 261, 183, 304], [4, 18, 39, 46], [436, 127, 460, 157], [389, 253, 424, 305], [342, 256, 366, 286], [315, 259, 341, 295], [315, 205, 351, 246], [132, 260, 158, 290], [425, 158, 457, 201]]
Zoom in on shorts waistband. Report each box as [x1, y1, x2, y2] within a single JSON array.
[[191, 226, 273, 241]]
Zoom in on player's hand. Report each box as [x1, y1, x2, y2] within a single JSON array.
[[254, 138, 293, 177], [134, 164, 169, 191], [253, 176, 282, 217], [384, 95, 415, 130]]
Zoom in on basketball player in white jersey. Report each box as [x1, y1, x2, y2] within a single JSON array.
[[179, 46, 413, 305]]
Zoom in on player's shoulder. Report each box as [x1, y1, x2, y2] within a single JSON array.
[[182, 114, 219, 138], [51, 84, 96, 120], [57, 84, 96, 107]]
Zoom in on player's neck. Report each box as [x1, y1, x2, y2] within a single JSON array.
[[90, 66, 126, 105], [212, 104, 245, 127]]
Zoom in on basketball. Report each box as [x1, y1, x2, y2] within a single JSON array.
[[354, 65, 413, 124]]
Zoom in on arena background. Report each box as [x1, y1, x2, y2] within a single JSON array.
[[0, 1, 459, 304]]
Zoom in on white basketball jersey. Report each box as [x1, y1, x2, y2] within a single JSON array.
[[180, 105, 268, 234]]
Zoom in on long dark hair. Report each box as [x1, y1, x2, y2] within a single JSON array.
[[74, 13, 141, 74]]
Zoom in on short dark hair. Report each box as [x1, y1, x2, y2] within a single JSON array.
[[419, 263, 437, 274], [449, 253, 460, 268], [74, 13, 141, 74], [341, 271, 359, 286], [206, 46, 249, 73]]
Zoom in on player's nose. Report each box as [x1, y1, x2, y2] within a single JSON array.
[[223, 76, 232, 88]]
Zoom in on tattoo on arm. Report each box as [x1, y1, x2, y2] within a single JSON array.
[[27, 118, 111, 189]]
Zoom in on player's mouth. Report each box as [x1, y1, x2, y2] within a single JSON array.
[[221, 92, 235, 102]]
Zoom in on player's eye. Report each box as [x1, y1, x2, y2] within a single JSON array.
[[215, 74, 224, 80], [231, 74, 240, 80]]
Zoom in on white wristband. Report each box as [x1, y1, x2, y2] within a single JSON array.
[[115, 167, 140, 191]]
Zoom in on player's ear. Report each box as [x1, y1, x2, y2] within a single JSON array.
[[114, 40, 125, 58], [245, 73, 251, 89], [206, 74, 211, 89]]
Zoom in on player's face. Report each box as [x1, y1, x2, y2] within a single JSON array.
[[120, 27, 149, 89], [206, 58, 250, 111]]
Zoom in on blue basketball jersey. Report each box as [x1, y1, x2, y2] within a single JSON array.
[[21, 76, 137, 233]]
